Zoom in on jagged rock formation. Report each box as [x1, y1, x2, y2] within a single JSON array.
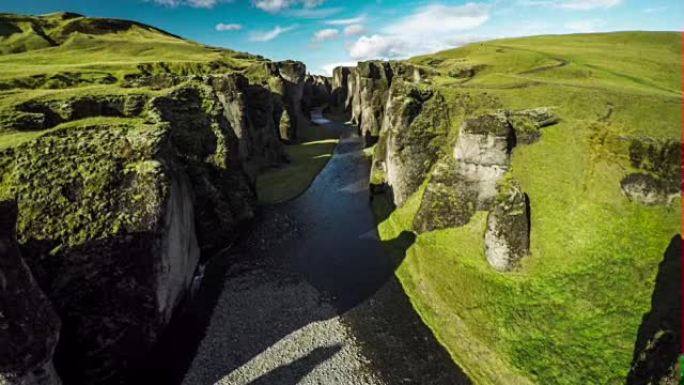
[[332, 57, 561, 271], [376, 80, 449, 205], [410, 110, 558, 269], [302, 74, 331, 114], [329, 61, 430, 138], [621, 139, 680, 205], [261, 61, 307, 141], [484, 179, 530, 271], [353, 61, 393, 138], [0, 201, 62, 385], [329, 67, 352, 115], [0, 70, 307, 383], [414, 112, 515, 232]]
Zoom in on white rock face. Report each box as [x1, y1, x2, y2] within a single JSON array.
[[452, 115, 512, 207], [155, 170, 200, 323], [454, 132, 511, 166]]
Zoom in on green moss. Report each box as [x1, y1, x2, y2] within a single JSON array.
[[10, 121, 166, 248]]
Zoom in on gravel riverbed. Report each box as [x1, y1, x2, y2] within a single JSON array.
[[179, 112, 471, 385]]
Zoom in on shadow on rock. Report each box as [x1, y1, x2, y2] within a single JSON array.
[[626, 234, 682, 385]]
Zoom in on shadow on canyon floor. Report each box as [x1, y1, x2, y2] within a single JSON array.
[[245, 345, 343, 385], [136, 113, 471, 385], [626, 234, 682, 385]]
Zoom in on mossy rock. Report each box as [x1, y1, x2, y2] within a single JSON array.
[[413, 156, 479, 232], [484, 176, 530, 272]]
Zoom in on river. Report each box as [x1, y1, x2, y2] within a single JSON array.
[[141, 110, 471, 385]]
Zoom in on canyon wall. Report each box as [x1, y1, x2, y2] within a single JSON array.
[[0, 61, 314, 384], [330, 62, 558, 272]]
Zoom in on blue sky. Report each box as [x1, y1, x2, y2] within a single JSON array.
[[2, 0, 682, 74]]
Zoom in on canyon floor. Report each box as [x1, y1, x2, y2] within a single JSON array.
[[151, 111, 472, 385]]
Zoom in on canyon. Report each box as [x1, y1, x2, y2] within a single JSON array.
[[0, 12, 681, 385]]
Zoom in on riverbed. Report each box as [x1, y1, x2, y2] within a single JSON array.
[[146, 110, 471, 385]]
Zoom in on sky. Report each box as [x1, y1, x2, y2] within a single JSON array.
[[1, 0, 682, 74]]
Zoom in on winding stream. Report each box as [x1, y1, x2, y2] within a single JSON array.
[[141, 111, 471, 385]]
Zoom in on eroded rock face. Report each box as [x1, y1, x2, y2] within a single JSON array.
[[0, 79, 286, 384], [329, 66, 351, 114], [355, 61, 393, 138], [380, 80, 450, 206], [302, 74, 331, 113], [452, 113, 514, 205], [263, 60, 307, 141], [211, 74, 286, 175], [414, 109, 558, 234], [0, 201, 62, 385], [414, 113, 514, 232], [484, 179, 530, 272]]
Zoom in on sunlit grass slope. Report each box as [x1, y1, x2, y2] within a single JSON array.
[[256, 120, 339, 204], [375, 31, 681, 385], [0, 12, 267, 150]]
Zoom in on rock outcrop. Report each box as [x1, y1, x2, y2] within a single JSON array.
[[484, 179, 530, 271], [0, 73, 297, 383], [262, 61, 308, 141], [414, 112, 514, 232], [411, 109, 558, 270], [329, 66, 352, 115], [302, 74, 331, 114], [376, 80, 450, 206], [353, 61, 394, 138], [621, 139, 680, 205], [0, 201, 62, 385]]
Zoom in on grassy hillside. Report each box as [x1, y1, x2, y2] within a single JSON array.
[[0, 12, 337, 203], [375, 32, 681, 385], [0, 12, 264, 145]]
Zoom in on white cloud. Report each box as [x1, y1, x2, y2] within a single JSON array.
[[346, 3, 491, 61], [250, 25, 298, 41], [215, 23, 242, 31], [320, 61, 357, 76], [325, 14, 367, 25], [312, 28, 339, 42], [149, 0, 230, 8], [344, 24, 365, 36], [565, 19, 604, 32], [252, 0, 325, 13], [519, 0, 622, 10], [384, 3, 490, 35], [285, 7, 342, 18], [348, 34, 406, 60]]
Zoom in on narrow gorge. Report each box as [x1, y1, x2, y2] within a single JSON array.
[[0, 11, 681, 385]]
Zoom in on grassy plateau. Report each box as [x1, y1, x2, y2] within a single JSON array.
[[373, 31, 681, 385]]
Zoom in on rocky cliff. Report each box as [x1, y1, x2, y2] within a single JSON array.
[[0, 58, 314, 383], [332, 32, 682, 385], [0, 201, 62, 385], [331, 61, 561, 271]]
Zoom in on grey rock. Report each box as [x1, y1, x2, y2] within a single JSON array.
[[382, 80, 449, 206], [0, 201, 62, 385], [484, 179, 530, 272]]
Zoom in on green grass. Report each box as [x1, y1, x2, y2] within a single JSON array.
[[0, 12, 269, 151], [256, 119, 339, 204], [376, 31, 682, 385]]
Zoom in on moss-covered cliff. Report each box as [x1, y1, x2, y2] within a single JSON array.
[[0, 12, 327, 385], [334, 31, 682, 385]]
